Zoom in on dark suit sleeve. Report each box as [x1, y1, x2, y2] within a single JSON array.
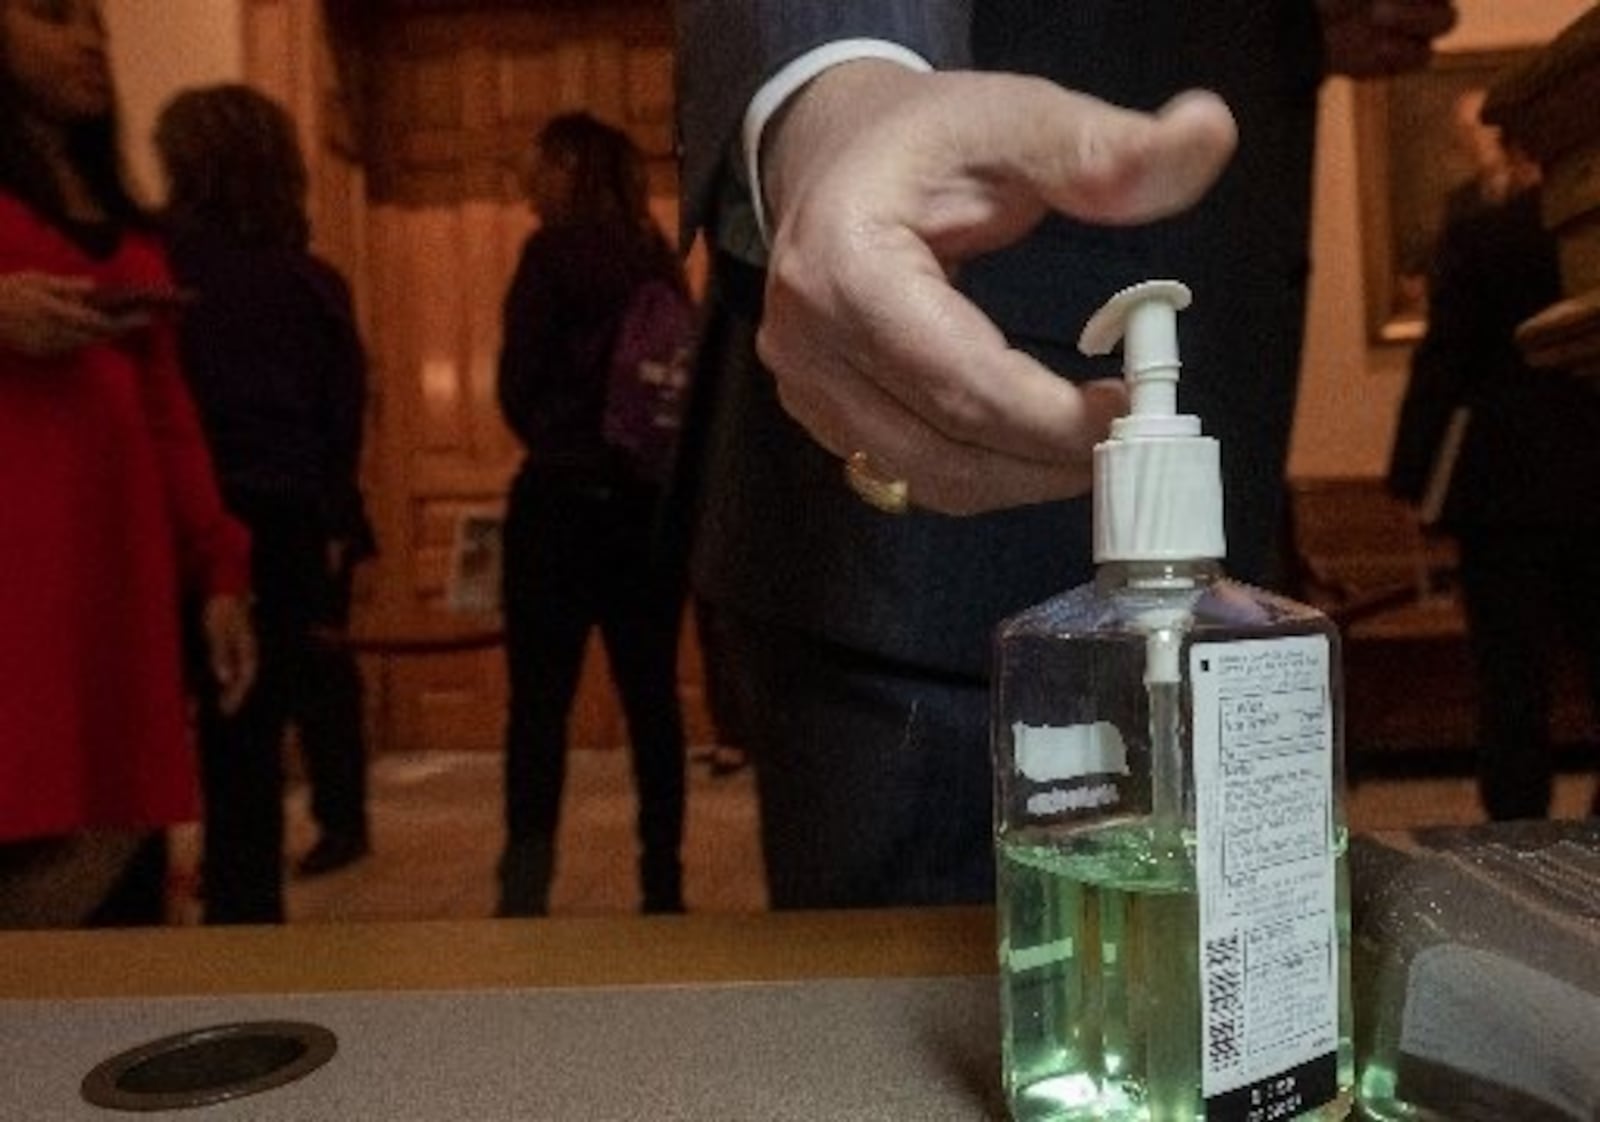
[[675, 1, 974, 241], [1387, 207, 1492, 504]]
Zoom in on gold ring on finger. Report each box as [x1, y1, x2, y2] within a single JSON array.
[[843, 450, 910, 515]]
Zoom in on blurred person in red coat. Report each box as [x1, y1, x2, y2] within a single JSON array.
[[0, 0, 254, 928]]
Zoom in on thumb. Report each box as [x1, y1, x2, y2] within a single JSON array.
[[992, 86, 1239, 227]]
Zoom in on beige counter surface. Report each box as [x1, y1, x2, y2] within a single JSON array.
[[1, 909, 1005, 1120], [0, 907, 997, 1001]]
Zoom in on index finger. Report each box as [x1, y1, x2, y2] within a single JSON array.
[[848, 86, 1231, 459], [845, 228, 1126, 466]]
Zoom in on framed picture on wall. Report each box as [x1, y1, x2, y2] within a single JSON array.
[[1355, 48, 1537, 345], [446, 507, 505, 615]]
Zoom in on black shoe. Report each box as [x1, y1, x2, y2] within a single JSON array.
[[295, 833, 371, 878], [496, 839, 553, 917], [640, 855, 683, 914]]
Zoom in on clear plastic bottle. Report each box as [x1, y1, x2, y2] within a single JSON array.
[[993, 282, 1353, 1122]]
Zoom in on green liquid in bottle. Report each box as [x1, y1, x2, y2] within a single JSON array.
[[998, 825, 1353, 1122]]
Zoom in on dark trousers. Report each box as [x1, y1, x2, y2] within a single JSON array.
[[194, 495, 366, 925], [84, 832, 169, 927], [294, 571, 368, 843], [693, 597, 747, 748], [196, 659, 287, 925], [500, 468, 687, 911], [1458, 526, 1600, 821], [714, 607, 995, 909]]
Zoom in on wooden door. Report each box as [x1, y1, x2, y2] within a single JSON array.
[[246, 1, 712, 755]]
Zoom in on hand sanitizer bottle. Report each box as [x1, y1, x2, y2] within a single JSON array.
[[993, 281, 1353, 1122]]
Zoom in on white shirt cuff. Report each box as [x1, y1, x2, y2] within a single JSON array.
[[741, 39, 933, 246]]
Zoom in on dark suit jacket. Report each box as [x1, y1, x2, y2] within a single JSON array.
[[677, 1, 1326, 678], [167, 222, 372, 552], [1407, 188, 1600, 531]]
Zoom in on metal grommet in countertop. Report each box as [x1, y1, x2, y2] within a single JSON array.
[[80, 1020, 337, 1112]]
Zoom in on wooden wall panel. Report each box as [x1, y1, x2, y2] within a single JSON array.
[[386, 647, 508, 753], [361, 204, 417, 618], [407, 211, 471, 453], [364, 4, 675, 206], [242, 2, 297, 106]]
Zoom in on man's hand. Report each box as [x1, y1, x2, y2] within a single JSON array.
[[1319, 0, 1458, 78], [0, 272, 146, 358], [203, 595, 258, 717], [756, 62, 1237, 515]]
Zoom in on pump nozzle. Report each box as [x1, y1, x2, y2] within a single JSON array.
[[1080, 280, 1193, 438], [1080, 279, 1223, 563]]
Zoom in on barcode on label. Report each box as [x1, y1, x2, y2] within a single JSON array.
[[1206, 932, 1244, 1069]]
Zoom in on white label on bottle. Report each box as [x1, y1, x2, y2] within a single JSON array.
[[1012, 721, 1129, 782], [1191, 635, 1338, 1104]]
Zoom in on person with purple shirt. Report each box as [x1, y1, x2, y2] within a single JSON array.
[[495, 113, 692, 916]]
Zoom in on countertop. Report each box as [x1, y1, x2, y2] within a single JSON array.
[[0, 907, 996, 1000], [0, 909, 1005, 1120]]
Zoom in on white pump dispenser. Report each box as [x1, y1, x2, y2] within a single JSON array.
[[1079, 279, 1225, 566], [993, 279, 1353, 1122]]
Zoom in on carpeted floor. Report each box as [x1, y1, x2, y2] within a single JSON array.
[[167, 744, 1597, 926]]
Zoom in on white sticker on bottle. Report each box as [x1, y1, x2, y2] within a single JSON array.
[[1012, 721, 1130, 782], [1191, 635, 1339, 1118]]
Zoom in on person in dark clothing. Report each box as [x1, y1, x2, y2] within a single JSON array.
[[156, 84, 375, 923], [1402, 155, 1600, 822], [496, 112, 692, 917], [675, 0, 1458, 907]]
